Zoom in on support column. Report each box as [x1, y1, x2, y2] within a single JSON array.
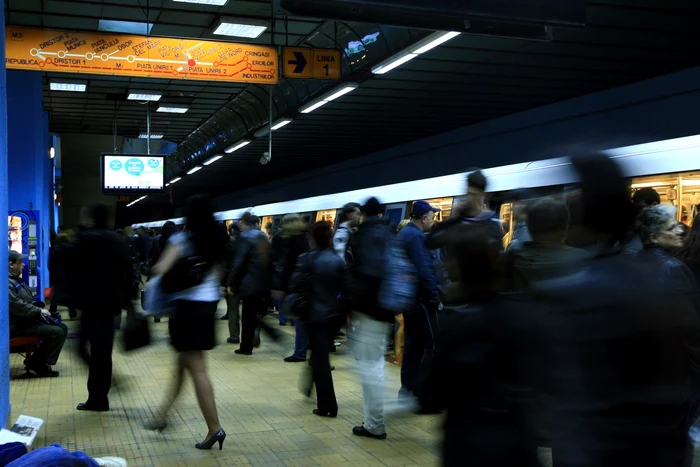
[[0, 2, 13, 426], [7, 71, 52, 301]]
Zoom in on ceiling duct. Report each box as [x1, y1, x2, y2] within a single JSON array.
[[275, 0, 586, 40]]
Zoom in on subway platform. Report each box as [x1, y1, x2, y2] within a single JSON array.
[[9, 305, 442, 467]]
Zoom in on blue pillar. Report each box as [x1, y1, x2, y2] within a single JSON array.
[[0, 2, 12, 426], [7, 71, 52, 300]]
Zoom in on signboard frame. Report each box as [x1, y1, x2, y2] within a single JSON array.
[[283, 46, 342, 80], [6, 27, 279, 84]]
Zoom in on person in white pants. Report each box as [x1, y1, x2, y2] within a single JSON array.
[[351, 312, 391, 439]]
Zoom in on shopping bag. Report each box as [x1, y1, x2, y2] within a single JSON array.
[[123, 313, 151, 352]]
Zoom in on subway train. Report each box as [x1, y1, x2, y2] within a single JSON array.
[[133, 134, 700, 235]]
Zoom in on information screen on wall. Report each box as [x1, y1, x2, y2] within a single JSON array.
[[101, 154, 166, 195]]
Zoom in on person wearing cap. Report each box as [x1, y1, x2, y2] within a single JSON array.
[[8, 250, 68, 377], [396, 200, 442, 404]]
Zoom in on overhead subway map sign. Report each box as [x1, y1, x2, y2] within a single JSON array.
[[5, 27, 278, 84]]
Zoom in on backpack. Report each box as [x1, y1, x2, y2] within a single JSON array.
[[378, 238, 417, 314]]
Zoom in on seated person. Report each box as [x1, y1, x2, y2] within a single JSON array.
[[8, 251, 68, 377]]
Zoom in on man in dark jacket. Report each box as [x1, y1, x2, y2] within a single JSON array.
[[228, 212, 275, 355], [345, 197, 395, 439], [70, 204, 132, 412], [9, 250, 68, 377], [223, 223, 241, 342], [396, 200, 442, 404]]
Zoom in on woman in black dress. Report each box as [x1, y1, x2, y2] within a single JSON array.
[[145, 196, 228, 450]]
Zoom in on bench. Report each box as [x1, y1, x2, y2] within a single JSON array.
[[9, 336, 42, 375]]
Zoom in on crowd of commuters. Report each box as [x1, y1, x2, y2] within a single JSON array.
[[8, 153, 700, 466]]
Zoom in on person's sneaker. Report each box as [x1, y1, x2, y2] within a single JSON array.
[[227, 337, 240, 344], [30, 364, 59, 378], [352, 425, 386, 440], [234, 349, 252, 356], [94, 457, 128, 467], [284, 356, 306, 363]]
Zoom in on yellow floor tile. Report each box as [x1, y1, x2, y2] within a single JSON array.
[[9, 306, 441, 466]]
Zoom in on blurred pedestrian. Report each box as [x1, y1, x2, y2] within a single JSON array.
[[48, 231, 77, 320], [505, 189, 535, 251], [345, 197, 395, 440], [621, 187, 660, 255], [145, 195, 227, 450], [290, 221, 344, 417], [333, 202, 361, 262], [222, 223, 241, 338], [70, 204, 132, 412], [676, 214, 700, 289]]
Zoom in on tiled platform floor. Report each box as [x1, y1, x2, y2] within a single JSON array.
[[9, 305, 443, 467]]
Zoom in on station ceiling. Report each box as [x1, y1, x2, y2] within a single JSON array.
[[6, 0, 700, 204]]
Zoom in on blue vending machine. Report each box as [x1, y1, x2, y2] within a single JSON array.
[[8, 210, 43, 300]]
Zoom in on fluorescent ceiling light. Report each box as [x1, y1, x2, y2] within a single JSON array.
[[173, 0, 227, 5], [49, 147, 55, 159], [300, 83, 359, 114], [324, 83, 359, 101], [372, 52, 417, 75], [224, 140, 251, 153], [271, 118, 293, 130], [98, 20, 153, 35], [49, 80, 87, 92], [169, 177, 182, 184], [127, 196, 147, 208], [372, 31, 460, 75], [157, 104, 189, 114], [165, 183, 170, 187], [139, 134, 163, 139], [187, 166, 202, 175], [254, 127, 270, 138], [203, 155, 223, 165], [300, 100, 329, 114], [213, 18, 267, 38], [128, 91, 162, 101], [411, 31, 461, 54]]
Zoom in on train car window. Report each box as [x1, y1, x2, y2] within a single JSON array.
[[422, 197, 454, 222], [630, 171, 700, 226], [315, 209, 337, 225]]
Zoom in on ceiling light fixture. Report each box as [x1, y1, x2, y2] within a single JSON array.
[[127, 196, 147, 207], [98, 20, 153, 35], [49, 80, 87, 92], [173, 0, 228, 5], [254, 118, 293, 138], [49, 147, 55, 159], [224, 140, 252, 153], [157, 104, 189, 114], [128, 91, 162, 101], [372, 31, 460, 75], [139, 134, 164, 139], [300, 83, 359, 114], [169, 177, 182, 184], [187, 166, 202, 175], [213, 17, 267, 38], [203, 155, 223, 165]]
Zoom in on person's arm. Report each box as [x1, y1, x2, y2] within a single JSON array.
[[8, 281, 44, 318], [227, 237, 251, 291], [151, 242, 183, 277], [403, 231, 438, 299], [288, 254, 308, 293]]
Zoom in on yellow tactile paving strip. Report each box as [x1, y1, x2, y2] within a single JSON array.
[[9, 305, 442, 467]]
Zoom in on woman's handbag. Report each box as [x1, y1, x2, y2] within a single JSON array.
[[160, 255, 208, 294], [123, 313, 151, 352]]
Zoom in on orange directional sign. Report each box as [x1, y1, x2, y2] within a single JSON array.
[[5, 27, 278, 84], [283, 47, 342, 80], [313, 49, 342, 80], [282, 47, 312, 78]]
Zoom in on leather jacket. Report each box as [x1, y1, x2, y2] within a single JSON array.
[[228, 228, 271, 297], [290, 249, 344, 324]]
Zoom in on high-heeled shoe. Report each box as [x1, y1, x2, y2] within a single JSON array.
[[195, 428, 226, 450], [143, 419, 167, 432]]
